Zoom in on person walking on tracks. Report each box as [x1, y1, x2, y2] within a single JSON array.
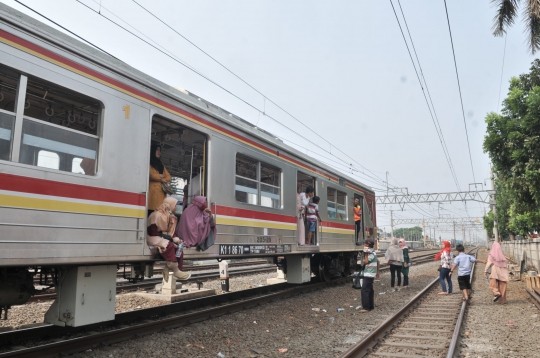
[[484, 242, 509, 304], [385, 238, 404, 292], [450, 244, 486, 301], [399, 238, 410, 288], [360, 239, 380, 312], [435, 240, 453, 295]]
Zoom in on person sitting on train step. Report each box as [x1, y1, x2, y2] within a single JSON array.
[[306, 196, 321, 245], [147, 197, 191, 281], [148, 144, 172, 216], [176, 196, 216, 251]]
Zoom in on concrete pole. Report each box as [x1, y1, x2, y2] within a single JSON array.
[[490, 169, 500, 243], [390, 209, 394, 239]]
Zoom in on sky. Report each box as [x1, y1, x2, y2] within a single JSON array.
[[3, 0, 536, 241]]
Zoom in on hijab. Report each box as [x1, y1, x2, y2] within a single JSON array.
[[489, 242, 507, 268], [385, 238, 404, 262], [399, 238, 408, 249], [176, 196, 214, 247], [148, 197, 178, 235], [434, 240, 451, 261], [150, 144, 164, 174]]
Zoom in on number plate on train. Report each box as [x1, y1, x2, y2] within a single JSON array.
[[219, 244, 291, 255]]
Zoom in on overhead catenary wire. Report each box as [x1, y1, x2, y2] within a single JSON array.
[[389, 0, 461, 192], [497, 33, 508, 113], [74, 0, 395, 189], [442, 0, 476, 183]]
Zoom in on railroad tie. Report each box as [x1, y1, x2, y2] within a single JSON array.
[[380, 342, 447, 349], [394, 327, 448, 333], [370, 352, 436, 358], [390, 334, 449, 341]]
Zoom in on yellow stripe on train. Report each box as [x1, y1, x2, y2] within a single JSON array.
[[0, 194, 146, 218], [216, 216, 296, 230]]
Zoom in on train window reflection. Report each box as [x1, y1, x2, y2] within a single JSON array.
[[235, 153, 281, 209], [37, 150, 59, 170], [327, 187, 347, 221]]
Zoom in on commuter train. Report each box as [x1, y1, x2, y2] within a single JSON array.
[[0, 3, 376, 327]]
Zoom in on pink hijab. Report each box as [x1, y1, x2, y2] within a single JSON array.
[[176, 196, 214, 248], [489, 242, 507, 268], [398, 238, 408, 249]]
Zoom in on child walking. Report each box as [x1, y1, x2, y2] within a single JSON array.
[[450, 244, 485, 301], [306, 196, 322, 245]]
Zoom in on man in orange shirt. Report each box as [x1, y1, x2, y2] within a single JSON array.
[[353, 198, 362, 244]]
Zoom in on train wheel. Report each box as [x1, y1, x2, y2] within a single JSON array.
[[316, 255, 331, 282]]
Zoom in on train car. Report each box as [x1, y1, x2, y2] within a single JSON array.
[[0, 3, 376, 327]]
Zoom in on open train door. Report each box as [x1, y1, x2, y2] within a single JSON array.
[[353, 194, 364, 245]]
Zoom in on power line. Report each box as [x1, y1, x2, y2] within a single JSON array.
[[75, 0, 395, 190], [14, 0, 119, 60], [389, 0, 461, 191], [443, 0, 476, 183]]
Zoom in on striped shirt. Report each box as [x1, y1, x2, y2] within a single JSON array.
[[364, 249, 379, 278], [307, 203, 319, 222]]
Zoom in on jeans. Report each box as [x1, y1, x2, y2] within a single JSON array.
[[361, 277, 375, 310], [390, 264, 402, 287], [439, 267, 452, 293], [402, 270, 409, 286]]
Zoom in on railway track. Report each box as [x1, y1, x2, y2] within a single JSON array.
[[28, 264, 276, 302], [0, 249, 443, 357], [340, 247, 480, 358]]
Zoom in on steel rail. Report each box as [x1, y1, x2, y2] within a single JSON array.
[[340, 247, 479, 358]]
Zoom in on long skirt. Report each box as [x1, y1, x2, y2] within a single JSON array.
[[297, 216, 305, 245], [489, 278, 507, 304], [160, 241, 184, 270]]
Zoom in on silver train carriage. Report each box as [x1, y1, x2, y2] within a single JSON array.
[[0, 3, 376, 326]]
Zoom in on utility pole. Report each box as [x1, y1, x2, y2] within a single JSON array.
[[490, 168, 500, 243], [453, 221, 456, 245], [390, 209, 394, 239]]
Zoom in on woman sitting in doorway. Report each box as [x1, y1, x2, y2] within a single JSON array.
[[176, 196, 216, 251], [147, 197, 190, 281]]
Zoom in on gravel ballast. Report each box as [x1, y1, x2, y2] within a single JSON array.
[[459, 248, 539, 358], [71, 260, 442, 358]]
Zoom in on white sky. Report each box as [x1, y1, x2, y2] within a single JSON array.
[[4, 0, 534, 241]]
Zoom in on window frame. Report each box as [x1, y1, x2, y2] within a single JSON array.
[[234, 152, 282, 209], [327, 186, 348, 221], [0, 65, 103, 177]]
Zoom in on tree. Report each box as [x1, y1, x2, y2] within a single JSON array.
[[484, 59, 540, 237], [492, 0, 540, 54], [392, 226, 424, 241]]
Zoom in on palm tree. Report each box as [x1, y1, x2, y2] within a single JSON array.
[[492, 0, 540, 53]]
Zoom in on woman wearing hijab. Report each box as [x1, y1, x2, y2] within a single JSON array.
[[435, 240, 453, 295], [176, 196, 216, 250], [399, 239, 410, 288], [148, 144, 172, 216], [385, 238, 404, 291], [484, 242, 509, 303], [146, 197, 190, 281], [296, 183, 306, 245]]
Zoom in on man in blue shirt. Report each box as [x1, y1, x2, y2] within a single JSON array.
[[450, 244, 485, 301]]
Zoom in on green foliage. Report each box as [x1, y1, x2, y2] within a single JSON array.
[[484, 59, 540, 237], [392, 226, 423, 241], [483, 210, 494, 238]]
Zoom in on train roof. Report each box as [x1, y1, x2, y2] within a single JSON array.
[[0, 3, 374, 195]]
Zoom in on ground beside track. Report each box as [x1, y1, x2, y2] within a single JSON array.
[[459, 248, 539, 358]]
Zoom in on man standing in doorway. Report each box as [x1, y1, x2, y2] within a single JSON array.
[[353, 197, 362, 245]]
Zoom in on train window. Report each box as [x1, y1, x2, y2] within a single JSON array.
[[18, 75, 100, 175], [0, 64, 21, 161], [235, 153, 281, 208], [260, 163, 280, 209], [327, 187, 347, 221], [235, 154, 258, 205], [37, 150, 59, 170]]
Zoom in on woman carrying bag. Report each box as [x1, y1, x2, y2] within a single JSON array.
[[399, 239, 410, 288]]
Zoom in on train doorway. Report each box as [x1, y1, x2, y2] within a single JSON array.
[[297, 171, 317, 245], [353, 194, 364, 245], [148, 115, 207, 216]]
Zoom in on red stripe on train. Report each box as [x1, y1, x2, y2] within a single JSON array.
[[0, 173, 145, 206], [215, 205, 297, 224], [322, 221, 355, 230]]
